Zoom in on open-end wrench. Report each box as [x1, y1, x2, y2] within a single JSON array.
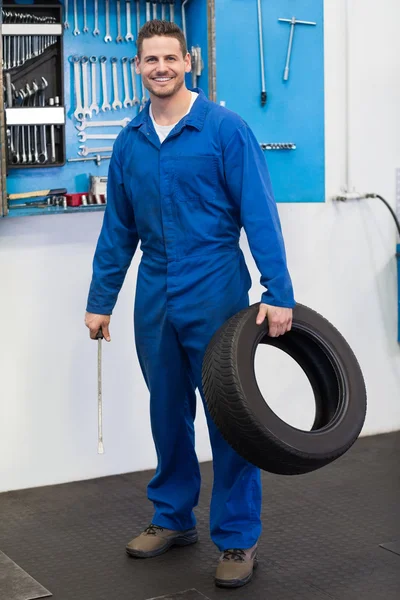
[[152, 2, 157, 19], [73, 0, 80, 35], [81, 56, 92, 119], [78, 132, 118, 142], [146, 1, 151, 21], [125, 0, 134, 41], [93, 0, 100, 36], [31, 80, 39, 164], [100, 56, 111, 112], [38, 77, 48, 164], [111, 58, 123, 110], [89, 57, 100, 115], [72, 55, 85, 121], [76, 117, 130, 131], [25, 83, 33, 163], [161, 0, 166, 20], [121, 57, 133, 107], [116, 0, 123, 42], [79, 145, 114, 157], [49, 97, 56, 163], [104, 0, 112, 42], [170, 1, 175, 22], [83, 0, 89, 32], [64, 0, 69, 29], [129, 57, 140, 105]]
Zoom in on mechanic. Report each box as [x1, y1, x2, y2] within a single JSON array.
[[85, 19, 295, 589]]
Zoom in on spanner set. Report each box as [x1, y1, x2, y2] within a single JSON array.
[[2, 4, 66, 169]]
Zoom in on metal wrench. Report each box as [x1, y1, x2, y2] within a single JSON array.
[[89, 56, 100, 115], [104, 0, 112, 42], [125, 0, 134, 41], [72, 55, 85, 121], [78, 132, 118, 142], [79, 145, 114, 157], [116, 0, 123, 42], [83, 0, 89, 32], [49, 98, 56, 163], [76, 117, 130, 131], [100, 56, 111, 112], [93, 0, 100, 36], [111, 58, 123, 110], [129, 57, 140, 105], [73, 0, 80, 35], [64, 0, 69, 29], [122, 58, 133, 107], [81, 56, 92, 119]]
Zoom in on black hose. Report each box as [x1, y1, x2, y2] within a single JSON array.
[[365, 194, 400, 238]]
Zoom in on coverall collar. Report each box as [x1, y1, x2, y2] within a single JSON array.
[[128, 87, 209, 135]]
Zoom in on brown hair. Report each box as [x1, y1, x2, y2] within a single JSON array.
[[136, 19, 187, 60]]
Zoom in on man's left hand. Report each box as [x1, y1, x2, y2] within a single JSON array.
[[256, 303, 293, 337]]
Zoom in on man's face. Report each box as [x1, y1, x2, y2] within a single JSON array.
[[135, 36, 191, 99]]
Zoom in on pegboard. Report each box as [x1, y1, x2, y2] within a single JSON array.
[[5, 0, 208, 203], [214, 0, 325, 203]]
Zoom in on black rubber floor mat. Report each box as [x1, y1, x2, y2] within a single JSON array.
[[0, 432, 399, 600], [146, 590, 211, 599], [0, 551, 52, 600]]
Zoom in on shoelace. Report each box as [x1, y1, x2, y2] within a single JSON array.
[[144, 524, 164, 535], [222, 549, 246, 562]]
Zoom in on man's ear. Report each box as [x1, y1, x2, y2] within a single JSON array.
[[185, 52, 192, 74], [135, 55, 141, 75]]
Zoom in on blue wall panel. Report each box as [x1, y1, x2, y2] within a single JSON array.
[[215, 0, 325, 203]]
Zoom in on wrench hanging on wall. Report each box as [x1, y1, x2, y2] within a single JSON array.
[[257, 0, 267, 106], [278, 15, 317, 81]]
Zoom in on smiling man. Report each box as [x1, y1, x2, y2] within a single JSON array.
[[85, 20, 295, 589]]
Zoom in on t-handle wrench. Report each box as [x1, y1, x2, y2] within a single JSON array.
[[278, 16, 317, 81]]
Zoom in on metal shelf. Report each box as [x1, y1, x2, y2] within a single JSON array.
[[6, 107, 65, 126], [2, 24, 63, 36]]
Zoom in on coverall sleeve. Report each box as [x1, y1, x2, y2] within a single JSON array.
[[223, 123, 295, 308], [86, 137, 139, 315]]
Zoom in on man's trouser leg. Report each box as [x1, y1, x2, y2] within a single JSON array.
[[134, 283, 201, 532]]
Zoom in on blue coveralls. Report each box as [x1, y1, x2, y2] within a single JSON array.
[[86, 88, 295, 551]]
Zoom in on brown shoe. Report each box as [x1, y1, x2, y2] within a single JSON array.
[[126, 524, 198, 558], [215, 545, 258, 588]]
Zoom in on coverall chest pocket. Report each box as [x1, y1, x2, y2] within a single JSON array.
[[172, 155, 218, 203]]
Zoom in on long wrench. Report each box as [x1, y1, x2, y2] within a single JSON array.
[[257, 0, 267, 105], [104, 0, 112, 42], [89, 57, 100, 115], [122, 57, 133, 107], [64, 0, 69, 29], [79, 145, 114, 157], [73, 0, 80, 35], [76, 117, 130, 131], [100, 57, 111, 112], [125, 0, 134, 41], [96, 329, 104, 455], [73, 55, 85, 121], [116, 0, 123, 42], [81, 56, 92, 119], [129, 57, 140, 105], [83, 0, 89, 32], [93, 0, 100, 36], [78, 132, 118, 142], [49, 97, 56, 162], [111, 58, 123, 110]]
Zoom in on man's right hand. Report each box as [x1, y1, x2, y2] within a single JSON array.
[[85, 312, 111, 342]]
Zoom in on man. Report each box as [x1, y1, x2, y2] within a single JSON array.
[[85, 20, 295, 589]]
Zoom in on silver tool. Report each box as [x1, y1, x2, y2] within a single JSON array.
[[73, 56, 85, 121], [68, 154, 112, 166], [89, 57, 100, 115], [122, 57, 133, 107], [76, 117, 130, 131], [111, 58, 123, 110], [116, 0, 123, 42], [79, 145, 114, 156], [129, 57, 140, 105], [83, 0, 89, 32], [104, 0, 112, 42], [49, 98, 56, 163], [125, 0, 134, 41], [93, 0, 100, 36], [152, 2, 157, 19], [81, 56, 92, 119], [38, 77, 48, 164], [100, 56, 111, 112], [257, 0, 267, 105], [136, 1, 141, 33], [170, 1, 175, 22], [278, 16, 317, 81], [64, 0, 69, 29], [191, 46, 203, 88], [78, 132, 118, 142], [73, 0, 80, 35], [146, 1, 151, 21], [260, 142, 296, 150], [161, 0, 166, 20]]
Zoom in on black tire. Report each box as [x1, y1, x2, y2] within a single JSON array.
[[202, 303, 367, 475]]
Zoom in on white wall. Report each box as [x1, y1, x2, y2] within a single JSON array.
[[1, 0, 399, 493]]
